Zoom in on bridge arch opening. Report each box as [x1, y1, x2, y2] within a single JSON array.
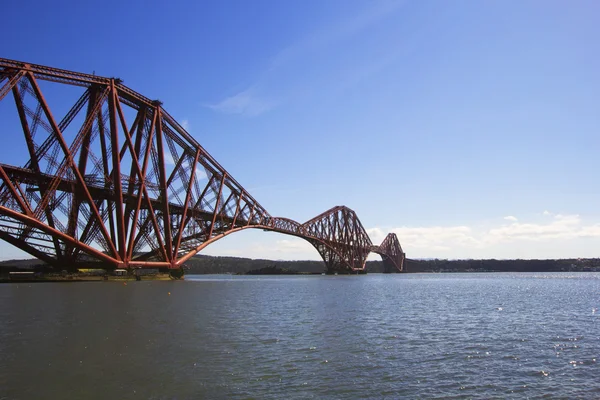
[[179, 225, 358, 274], [195, 227, 317, 262]]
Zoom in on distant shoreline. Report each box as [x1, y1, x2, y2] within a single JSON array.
[[1, 255, 599, 275]]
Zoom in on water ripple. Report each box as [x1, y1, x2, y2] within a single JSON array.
[[0, 272, 599, 399]]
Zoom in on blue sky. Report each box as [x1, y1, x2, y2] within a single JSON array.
[[2, 0, 600, 260]]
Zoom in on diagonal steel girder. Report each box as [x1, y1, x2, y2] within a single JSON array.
[[0, 57, 405, 273]]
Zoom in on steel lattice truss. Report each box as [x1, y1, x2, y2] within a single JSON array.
[[0, 58, 405, 273], [302, 206, 372, 273], [372, 233, 405, 273]]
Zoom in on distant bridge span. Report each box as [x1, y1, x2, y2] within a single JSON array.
[[0, 58, 405, 273]]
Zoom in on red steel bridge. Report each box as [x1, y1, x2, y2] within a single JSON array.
[[0, 58, 405, 274]]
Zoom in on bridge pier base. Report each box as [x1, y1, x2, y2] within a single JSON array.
[[169, 268, 185, 279]]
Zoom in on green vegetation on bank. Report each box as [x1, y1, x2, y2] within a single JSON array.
[[406, 258, 600, 272], [185, 255, 600, 274], [1, 255, 599, 275]]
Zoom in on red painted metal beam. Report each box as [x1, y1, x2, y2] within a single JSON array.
[[0, 57, 406, 272]]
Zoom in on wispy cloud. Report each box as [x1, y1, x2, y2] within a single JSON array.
[[180, 119, 190, 131], [207, 87, 276, 117], [267, 0, 406, 71], [504, 215, 518, 222], [206, 1, 405, 117]]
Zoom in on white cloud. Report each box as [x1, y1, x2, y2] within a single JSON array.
[[388, 226, 479, 250], [199, 213, 600, 261], [503, 215, 518, 222], [204, 237, 317, 260], [207, 87, 276, 117], [366, 227, 386, 243], [274, 239, 314, 253], [486, 214, 593, 243], [371, 213, 600, 258], [543, 210, 552, 216]]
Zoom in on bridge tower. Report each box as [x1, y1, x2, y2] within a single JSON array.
[[302, 206, 372, 274], [372, 233, 405, 273], [0, 57, 406, 274]]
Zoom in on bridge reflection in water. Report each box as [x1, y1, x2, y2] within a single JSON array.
[[0, 58, 404, 274]]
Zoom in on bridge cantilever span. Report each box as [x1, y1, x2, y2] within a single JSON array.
[[371, 233, 405, 273], [0, 57, 405, 274]]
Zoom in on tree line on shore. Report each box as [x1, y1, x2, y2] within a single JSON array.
[[184, 255, 600, 274], [1, 255, 599, 274], [405, 258, 600, 273]]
